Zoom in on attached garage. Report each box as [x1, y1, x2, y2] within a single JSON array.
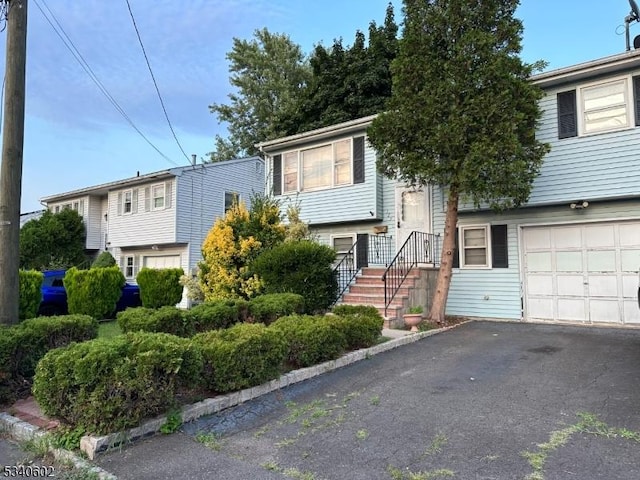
[[143, 255, 181, 269], [522, 221, 640, 325]]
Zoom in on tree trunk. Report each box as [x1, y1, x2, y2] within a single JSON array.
[[428, 187, 459, 325]]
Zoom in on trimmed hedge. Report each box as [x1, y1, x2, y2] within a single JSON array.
[[64, 266, 125, 319], [137, 267, 184, 309], [33, 332, 202, 434], [269, 315, 347, 368], [251, 240, 338, 313], [193, 323, 287, 393], [91, 251, 116, 269], [0, 315, 98, 404], [185, 299, 248, 333], [19, 270, 43, 320], [248, 293, 305, 325], [326, 312, 384, 350], [116, 307, 158, 333]]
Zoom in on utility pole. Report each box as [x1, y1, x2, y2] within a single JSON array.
[[0, 0, 28, 325]]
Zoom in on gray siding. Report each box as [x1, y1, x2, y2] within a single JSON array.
[[108, 179, 177, 247], [175, 157, 265, 276], [434, 188, 640, 319]]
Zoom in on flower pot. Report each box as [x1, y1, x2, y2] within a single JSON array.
[[403, 313, 422, 332]]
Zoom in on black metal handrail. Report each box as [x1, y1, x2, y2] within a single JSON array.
[[332, 234, 395, 303], [382, 231, 440, 316]]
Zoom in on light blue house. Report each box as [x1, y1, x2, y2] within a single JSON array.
[[436, 51, 640, 326], [260, 51, 640, 327]]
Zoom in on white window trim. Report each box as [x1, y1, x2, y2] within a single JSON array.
[[122, 189, 133, 215], [330, 233, 357, 253], [224, 191, 240, 212], [282, 138, 353, 194], [151, 183, 165, 211], [124, 255, 135, 279], [577, 74, 634, 137], [459, 225, 491, 270]]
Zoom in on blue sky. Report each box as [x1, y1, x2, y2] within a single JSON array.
[[1, 0, 634, 212]]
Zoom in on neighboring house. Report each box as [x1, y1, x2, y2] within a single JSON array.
[[435, 50, 640, 326], [40, 157, 265, 306], [20, 209, 45, 228]]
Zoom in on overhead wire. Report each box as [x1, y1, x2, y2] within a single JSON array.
[[34, 0, 180, 167], [125, 0, 192, 164]]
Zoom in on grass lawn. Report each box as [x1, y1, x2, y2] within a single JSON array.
[[98, 320, 121, 339]]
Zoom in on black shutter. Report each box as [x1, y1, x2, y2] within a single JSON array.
[[491, 224, 508, 268], [557, 90, 577, 139], [272, 154, 282, 195], [452, 229, 460, 268], [356, 233, 368, 269], [353, 136, 365, 184], [634, 77, 640, 126]]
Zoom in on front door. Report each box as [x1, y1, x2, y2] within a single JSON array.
[[395, 183, 430, 250]]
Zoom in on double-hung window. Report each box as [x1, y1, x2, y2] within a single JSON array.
[[283, 152, 298, 193], [558, 75, 637, 138], [224, 191, 239, 212], [460, 226, 490, 268], [123, 190, 133, 214], [283, 139, 352, 193], [152, 184, 165, 210], [124, 256, 134, 279]]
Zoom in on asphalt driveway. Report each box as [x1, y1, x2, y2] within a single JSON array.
[[97, 321, 640, 479]]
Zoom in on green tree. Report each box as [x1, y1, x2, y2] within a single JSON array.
[[367, 0, 550, 324], [279, 4, 398, 134], [208, 28, 310, 161], [20, 209, 87, 270]]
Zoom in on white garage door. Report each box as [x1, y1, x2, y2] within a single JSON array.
[[143, 255, 181, 269], [523, 222, 640, 325]]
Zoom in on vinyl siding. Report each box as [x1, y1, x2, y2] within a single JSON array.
[[108, 179, 177, 247], [100, 197, 109, 253], [434, 189, 640, 319], [175, 157, 265, 276], [269, 137, 381, 225]]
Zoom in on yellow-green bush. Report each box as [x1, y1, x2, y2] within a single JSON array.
[[19, 270, 43, 320], [64, 266, 125, 319], [137, 267, 184, 308], [199, 195, 285, 301]]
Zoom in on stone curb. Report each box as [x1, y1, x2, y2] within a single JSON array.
[[79, 321, 470, 460], [0, 412, 117, 479]]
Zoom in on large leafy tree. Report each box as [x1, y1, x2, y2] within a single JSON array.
[[368, 0, 550, 324], [279, 4, 398, 134], [20, 209, 87, 270], [208, 28, 310, 162]]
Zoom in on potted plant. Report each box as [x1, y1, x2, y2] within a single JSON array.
[[403, 305, 423, 332]]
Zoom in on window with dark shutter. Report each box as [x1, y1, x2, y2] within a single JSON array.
[[491, 224, 508, 268], [557, 90, 577, 139], [452, 229, 459, 268], [634, 77, 640, 127], [272, 154, 282, 195], [353, 136, 365, 184]]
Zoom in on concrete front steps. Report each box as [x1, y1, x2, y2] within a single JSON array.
[[340, 266, 427, 329]]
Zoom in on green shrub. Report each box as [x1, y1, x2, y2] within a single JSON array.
[[248, 293, 305, 325], [116, 307, 157, 333], [193, 323, 287, 393], [64, 266, 125, 319], [117, 306, 190, 336], [332, 304, 381, 318], [324, 313, 384, 350], [33, 332, 202, 434], [137, 267, 185, 308], [19, 270, 43, 320], [185, 299, 248, 333], [91, 251, 116, 268], [269, 315, 346, 368], [251, 240, 338, 313], [0, 315, 98, 404]]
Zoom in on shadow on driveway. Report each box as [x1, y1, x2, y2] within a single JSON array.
[[97, 321, 640, 480]]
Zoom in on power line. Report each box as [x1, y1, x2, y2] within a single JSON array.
[[34, 0, 180, 167], [125, 0, 192, 164]]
